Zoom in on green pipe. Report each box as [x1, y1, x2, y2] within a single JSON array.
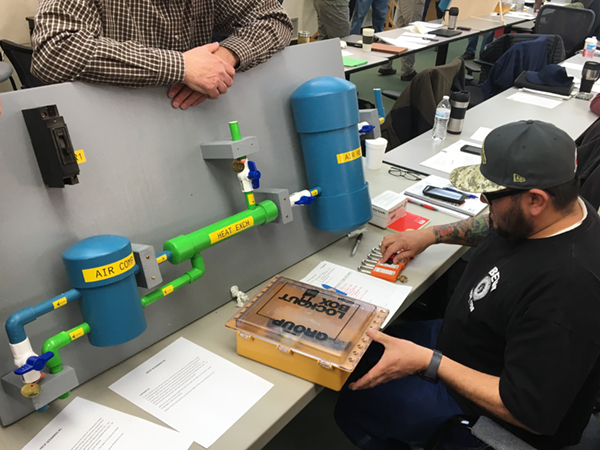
[[141, 254, 205, 308], [164, 200, 278, 264], [229, 121, 242, 141], [42, 322, 91, 375]]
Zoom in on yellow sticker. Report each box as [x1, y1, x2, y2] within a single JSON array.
[[81, 253, 135, 283], [75, 150, 86, 163], [310, 189, 319, 197], [162, 285, 174, 296], [336, 147, 362, 164], [209, 216, 255, 244], [156, 254, 167, 264], [247, 193, 256, 206], [53, 297, 67, 309], [70, 328, 85, 340]]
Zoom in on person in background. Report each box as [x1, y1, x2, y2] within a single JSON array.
[[314, 0, 351, 40], [350, 0, 389, 35], [462, 31, 494, 60], [31, 0, 292, 110]]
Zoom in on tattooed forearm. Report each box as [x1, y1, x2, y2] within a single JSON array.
[[432, 214, 491, 246]]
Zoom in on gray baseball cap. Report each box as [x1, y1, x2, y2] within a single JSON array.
[[449, 120, 577, 193]]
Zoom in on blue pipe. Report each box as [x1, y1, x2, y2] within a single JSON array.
[[156, 250, 172, 263], [374, 88, 385, 122], [6, 289, 81, 344]]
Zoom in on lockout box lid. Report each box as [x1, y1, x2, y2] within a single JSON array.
[[225, 276, 389, 372]]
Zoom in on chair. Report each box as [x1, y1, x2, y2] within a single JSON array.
[[0, 40, 45, 89], [534, 3, 595, 57], [575, 117, 600, 210], [379, 56, 465, 150]]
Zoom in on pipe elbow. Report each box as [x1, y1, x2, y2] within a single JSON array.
[[6, 307, 36, 344]]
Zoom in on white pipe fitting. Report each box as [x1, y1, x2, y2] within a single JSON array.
[[10, 338, 41, 384]]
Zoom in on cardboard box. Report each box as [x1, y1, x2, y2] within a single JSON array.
[[370, 191, 408, 228]]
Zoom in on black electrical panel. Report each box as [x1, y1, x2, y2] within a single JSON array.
[[22, 105, 80, 188]]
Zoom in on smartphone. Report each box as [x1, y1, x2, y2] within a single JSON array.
[[460, 144, 482, 156], [457, 26, 472, 31], [423, 185, 467, 204]]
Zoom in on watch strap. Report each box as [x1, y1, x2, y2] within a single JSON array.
[[422, 349, 443, 383]]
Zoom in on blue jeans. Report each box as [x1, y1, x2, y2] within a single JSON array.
[[350, 0, 388, 34], [334, 320, 486, 450], [466, 31, 494, 55]]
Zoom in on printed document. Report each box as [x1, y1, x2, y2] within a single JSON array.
[[22, 397, 192, 450], [420, 139, 481, 174], [302, 261, 412, 326], [507, 92, 562, 109], [110, 337, 273, 448]]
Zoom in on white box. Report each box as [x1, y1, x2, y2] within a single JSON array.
[[370, 191, 408, 228]]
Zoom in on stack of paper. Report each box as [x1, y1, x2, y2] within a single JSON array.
[[420, 139, 482, 174], [377, 34, 428, 50]]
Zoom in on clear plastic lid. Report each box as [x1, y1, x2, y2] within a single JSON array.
[[225, 276, 389, 372]]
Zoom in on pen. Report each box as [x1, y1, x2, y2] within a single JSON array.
[[443, 187, 477, 199], [407, 198, 439, 211], [322, 284, 347, 295], [351, 233, 363, 256]]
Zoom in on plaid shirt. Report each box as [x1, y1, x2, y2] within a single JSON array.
[[31, 0, 292, 87]]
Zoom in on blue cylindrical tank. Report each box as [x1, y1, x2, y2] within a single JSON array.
[[62, 235, 146, 347], [291, 76, 372, 234]]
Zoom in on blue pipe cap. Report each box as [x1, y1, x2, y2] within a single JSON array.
[[14, 352, 54, 375]]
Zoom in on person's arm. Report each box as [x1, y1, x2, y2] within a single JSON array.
[[213, 0, 293, 72], [350, 329, 539, 434], [381, 214, 491, 263]]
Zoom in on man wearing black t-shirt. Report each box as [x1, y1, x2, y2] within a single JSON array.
[[335, 120, 600, 449]]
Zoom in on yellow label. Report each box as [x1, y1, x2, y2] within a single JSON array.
[[247, 193, 256, 205], [336, 147, 362, 164], [162, 285, 174, 296], [75, 150, 86, 163], [209, 216, 255, 244], [156, 254, 167, 264], [70, 328, 85, 340], [82, 253, 135, 283], [53, 297, 67, 309], [310, 189, 319, 197]]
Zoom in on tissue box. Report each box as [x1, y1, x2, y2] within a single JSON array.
[[370, 191, 407, 228]]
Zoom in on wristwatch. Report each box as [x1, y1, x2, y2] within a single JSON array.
[[420, 349, 443, 383]]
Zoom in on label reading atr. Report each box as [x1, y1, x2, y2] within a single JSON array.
[[81, 253, 135, 283], [209, 217, 254, 244], [336, 148, 362, 164]]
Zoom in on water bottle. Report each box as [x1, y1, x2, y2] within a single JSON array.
[[432, 96, 451, 142], [583, 37, 597, 58]]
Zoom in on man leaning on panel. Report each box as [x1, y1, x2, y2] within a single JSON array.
[[31, 0, 293, 110], [335, 120, 600, 449]]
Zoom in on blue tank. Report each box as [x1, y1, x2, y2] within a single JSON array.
[[291, 76, 372, 234], [62, 235, 146, 347]]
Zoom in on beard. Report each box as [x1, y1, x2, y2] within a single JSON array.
[[491, 198, 534, 240]]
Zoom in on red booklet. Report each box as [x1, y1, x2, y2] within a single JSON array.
[[388, 211, 431, 232]]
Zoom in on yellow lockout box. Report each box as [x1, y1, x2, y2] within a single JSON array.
[[225, 276, 389, 390]]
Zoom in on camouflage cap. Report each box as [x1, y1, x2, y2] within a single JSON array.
[[450, 120, 577, 193]]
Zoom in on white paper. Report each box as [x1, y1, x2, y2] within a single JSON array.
[[301, 261, 412, 327], [504, 11, 535, 18], [341, 50, 353, 57], [22, 397, 192, 450], [507, 91, 562, 109], [408, 21, 444, 29], [110, 338, 273, 448], [562, 62, 584, 72], [469, 127, 493, 142], [377, 35, 428, 50], [420, 140, 482, 174]]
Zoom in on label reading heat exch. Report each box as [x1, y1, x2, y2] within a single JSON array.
[[81, 253, 135, 283], [209, 217, 254, 244], [53, 297, 67, 309], [336, 147, 362, 164], [70, 328, 85, 340]]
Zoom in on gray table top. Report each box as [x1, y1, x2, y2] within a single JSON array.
[[383, 54, 600, 179]]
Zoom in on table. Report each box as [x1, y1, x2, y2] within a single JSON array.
[[383, 53, 600, 179], [0, 164, 469, 450]]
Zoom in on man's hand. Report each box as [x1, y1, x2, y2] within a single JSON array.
[[349, 329, 432, 390], [182, 42, 235, 99], [168, 83, 208, 109], [381, 228, 436, 264]]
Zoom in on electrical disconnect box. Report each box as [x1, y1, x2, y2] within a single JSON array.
[[22, 105, 80, 188]]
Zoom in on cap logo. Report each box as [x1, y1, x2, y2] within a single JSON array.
[[513, 174, 526, 183]]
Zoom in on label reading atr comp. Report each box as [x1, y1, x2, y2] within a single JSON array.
[[336, 148, 362, 164], [209, 217, 254, 244], [81, 253, 135, 283]]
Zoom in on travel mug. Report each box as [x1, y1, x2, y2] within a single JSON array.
[[444, 7, 459, 30], [447, 90, 471, 135], [580, 61, 600, 93], [362, 28, 374, 52]]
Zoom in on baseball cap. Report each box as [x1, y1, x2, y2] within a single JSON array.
[[449, 120, 577, 193], [526, 64, 573, 87]]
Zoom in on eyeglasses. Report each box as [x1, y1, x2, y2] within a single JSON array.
[[388, 167, 423, 181], [481, 189, 527, 204]]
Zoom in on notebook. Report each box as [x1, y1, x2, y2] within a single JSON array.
[[403, 175, 487, 218], [342, 57, 368, 67], [388, 211, 431, 232]]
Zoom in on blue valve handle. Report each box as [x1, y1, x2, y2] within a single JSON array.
[[295, 196, 315, 205], [247, 161, 261, 189], [359, 125, 376, 134], [14, 352, 54, 376]]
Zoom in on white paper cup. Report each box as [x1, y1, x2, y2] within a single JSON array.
[[365, 137, 387, 170], [362, 28, 374, 52]]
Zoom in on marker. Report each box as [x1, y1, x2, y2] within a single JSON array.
[[322, 284, 347, 295], [351, 233, 363, 257], [443, 187, 477, 199], [407, 198, 439, 211]]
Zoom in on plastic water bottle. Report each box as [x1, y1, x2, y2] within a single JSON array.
[[583, 37, 597, 58], [432, 96, 451, 142]]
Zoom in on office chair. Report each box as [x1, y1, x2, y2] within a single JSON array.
[[534, 4, 595, 57], [0, 40, 45, 89], [0, 60, 16, 91]]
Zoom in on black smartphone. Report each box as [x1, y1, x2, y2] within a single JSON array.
[[460, 144, 482, 155], [423, 185, 467, 204], [457, 26, 472, 31]]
